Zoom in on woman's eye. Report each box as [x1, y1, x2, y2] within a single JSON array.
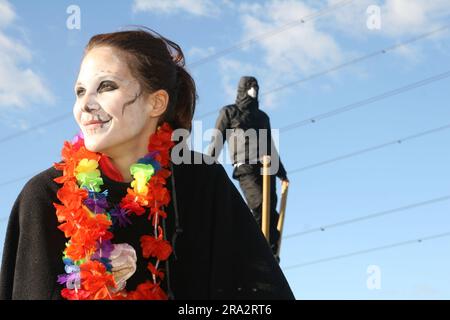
[[76, 88, 85, 97], [99, 81, 118, 92]]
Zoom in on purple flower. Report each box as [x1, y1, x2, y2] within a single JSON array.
[[92, 240, 114, 261], [84, 190, 109, 213], [84, 197, 108, 214], [71, 131, 84, 145], [57, 264, 80, 289], [110, 206, 132, 228]]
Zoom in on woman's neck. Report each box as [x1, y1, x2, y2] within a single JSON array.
[[108, 153, 141, 183], [102, 127, 157, 183]]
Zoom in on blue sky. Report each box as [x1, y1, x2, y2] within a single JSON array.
[[1, 0, 450, 299]]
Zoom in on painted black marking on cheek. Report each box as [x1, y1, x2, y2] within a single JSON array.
[[121, 90, 142, 116]]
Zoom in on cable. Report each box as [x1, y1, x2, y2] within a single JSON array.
[[283, 231, 450, 270], [1, 121, 449, 190], [2, 26, 448, 142], [264, 25, 450, 96], [284, 195, 450, 239], [0, 172, 39, 187], [280, 70, 450, 132], [187, 0, 355, 68], [195, 24, 450, 119], [3, 66, 448, 147], [287, 123, 450, 174], [0, 111, 72, 144], [0, 2, 354, 145]]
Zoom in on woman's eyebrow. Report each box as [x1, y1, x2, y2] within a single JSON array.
[[75, 74, 124, 87], [97, 74, 123, 82]]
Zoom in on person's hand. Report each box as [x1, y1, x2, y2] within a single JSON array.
[[109, 243, 137, 292], [281, 178, 289, 192]]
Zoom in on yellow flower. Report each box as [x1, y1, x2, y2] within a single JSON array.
[[131, 171, 149, 195], [76, 159, 99, 174]]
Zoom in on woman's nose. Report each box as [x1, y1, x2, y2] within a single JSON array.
[[83, 101, 101, 113]]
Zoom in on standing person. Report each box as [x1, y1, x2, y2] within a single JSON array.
[[208, 76, 289, 256], [0, 28, 294, 300]]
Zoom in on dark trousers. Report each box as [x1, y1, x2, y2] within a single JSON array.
[[233, 164, 280, 254]]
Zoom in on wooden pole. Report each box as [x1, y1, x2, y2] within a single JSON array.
[[261, 155, 271, 243], [276, 181, 289, 258]]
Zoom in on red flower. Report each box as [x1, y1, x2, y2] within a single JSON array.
[[140, 234, 172, 261], [149, 207, 167, 224], [128, 281, 168, 300], [120, 193, 146, 215], [148, 123, 174, 167], [147, 262, 165, 280], [61, 288, 90, 300]]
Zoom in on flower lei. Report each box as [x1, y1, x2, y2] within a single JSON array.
[[53, 123, 175, 300]]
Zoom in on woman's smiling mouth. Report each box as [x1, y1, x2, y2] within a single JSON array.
[[82, 118, 112, 130]]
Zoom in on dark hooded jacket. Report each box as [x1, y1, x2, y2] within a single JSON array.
[[208, 76, 288, 180]]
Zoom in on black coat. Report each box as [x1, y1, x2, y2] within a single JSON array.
[[0, 151, 294, 300]]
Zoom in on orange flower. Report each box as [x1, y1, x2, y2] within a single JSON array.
[[57, 180, 88, 209], [65, 240, 95, 261], [80, 261, 116, 300]]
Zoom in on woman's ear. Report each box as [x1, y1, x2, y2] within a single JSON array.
[[148, 89, 169, 118]]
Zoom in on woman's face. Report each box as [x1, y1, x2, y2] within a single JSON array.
[[73, 46, 154, 153]]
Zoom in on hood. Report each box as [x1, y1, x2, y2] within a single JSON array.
[[235, 76, 259, 112]]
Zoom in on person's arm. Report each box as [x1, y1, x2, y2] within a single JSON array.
[[208, 163, 294, 299], [264, 114, 288, 181], [0, 170, 65, 300], [207, 107, 231, 161], [0, 194, 20, 300]]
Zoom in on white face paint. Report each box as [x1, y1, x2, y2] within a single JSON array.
[[73, 46, 154, 153], [247, 87, 257, 98]]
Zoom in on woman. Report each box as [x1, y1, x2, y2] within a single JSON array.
[[0, 28, 294, 300]]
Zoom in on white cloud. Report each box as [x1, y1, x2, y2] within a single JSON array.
[[187, 46, 216, 60], [216, 0, 345, 110], [381, 0, 450, 36], [327, 0, 450, 37], [0, 0, 15, 27], [0, 0, 54, 109], [239, 1, 344, 76], [132, 0, 220, 17]]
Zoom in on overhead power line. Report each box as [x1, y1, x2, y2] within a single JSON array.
[[284, 195, 450, 239], [283, 231, 450, 270], [280, 70, 450, 132], [0, 172, 40, 187], [0, 112, 72, 144], [2, 26, 448, 143], [187, 0, 355, 68], [195, 24, 450, 119], [287, 123, 450, 174]]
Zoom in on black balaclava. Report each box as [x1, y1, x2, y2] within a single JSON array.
[[235, 76, 259, 128]]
